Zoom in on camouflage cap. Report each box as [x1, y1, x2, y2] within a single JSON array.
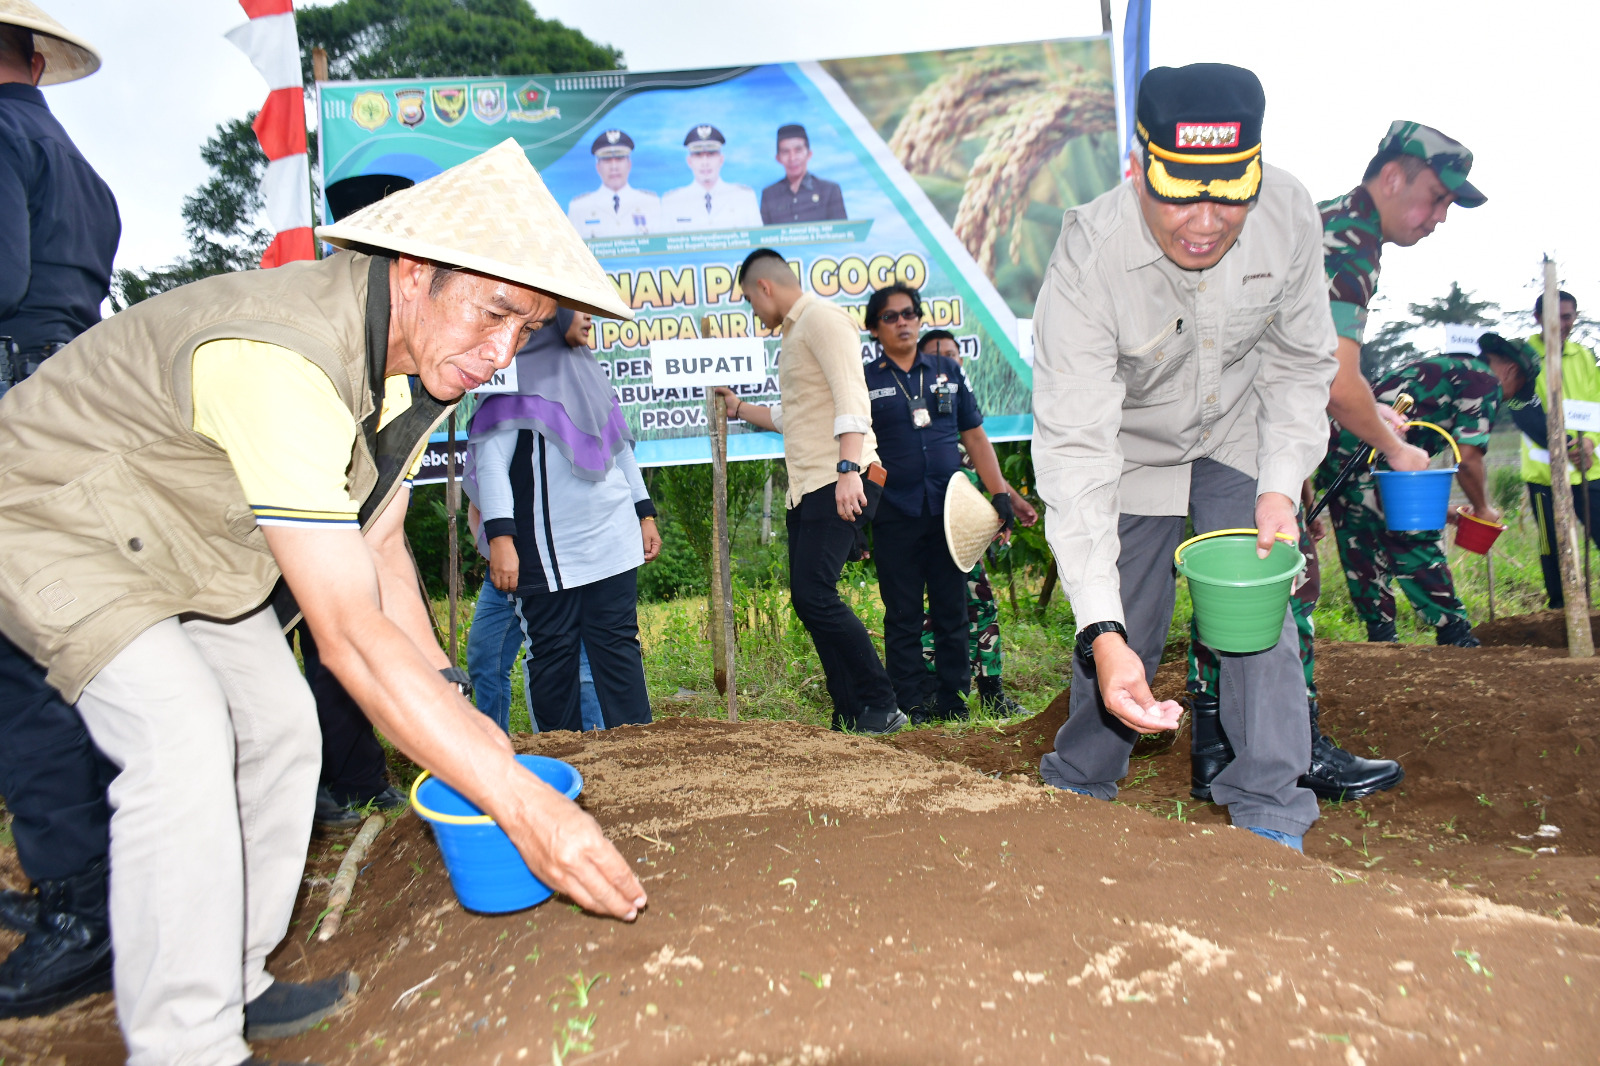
[[1373, 121, 1486, 208], [1477, 332, 1539, 381]]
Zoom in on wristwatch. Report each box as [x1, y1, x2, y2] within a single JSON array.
[[1074, 621, 1127, 667], [836, 460, 861, 474], [440, 666, 473, 700]]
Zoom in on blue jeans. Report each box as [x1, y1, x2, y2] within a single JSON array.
[[467, 581, 524, 733], [468, 580, 605, 733]]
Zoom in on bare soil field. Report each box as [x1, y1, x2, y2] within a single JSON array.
[[3, 612, 1599, 1065]]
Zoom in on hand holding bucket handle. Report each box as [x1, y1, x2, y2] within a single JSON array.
[[1372, 421, 1462, 469]]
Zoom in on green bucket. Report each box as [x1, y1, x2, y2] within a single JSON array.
[[1175, 529, 1305, 654]]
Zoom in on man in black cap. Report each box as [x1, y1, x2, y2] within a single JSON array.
[[566, 128, 661, 239], [760, 124, 846, 225], [662, 124, 761, 231], [1033, 63, 1337, 851], [0, 0, 119, 1019]]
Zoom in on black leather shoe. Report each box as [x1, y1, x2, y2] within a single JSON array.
[[1366, 620, 1398, 643], [1299, 699, 1404, 801], [1187, 693, 1234, 802], [907, 706, 935, 726], [244, 971, 359, 1040], [975, 676, 1025, 718], [855, 705, 909, 736], [313, 786, 363, 831], [362, 784, 407, 811], [0, 861, 112, 1020], [0, 889, 42, 935], [1435, 618, 1481, 647]]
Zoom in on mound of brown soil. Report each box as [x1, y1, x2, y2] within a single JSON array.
[[1474, 609, 1599, 648], [10, 712, 1600, 1065]]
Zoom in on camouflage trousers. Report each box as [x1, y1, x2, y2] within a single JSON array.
[[1325, 474, 1466, 629], [1188, 519, 1319, 703], [922, 561, 1003, 678]]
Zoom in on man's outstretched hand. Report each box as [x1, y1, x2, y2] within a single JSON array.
[[1092, 633, 1183, 734]]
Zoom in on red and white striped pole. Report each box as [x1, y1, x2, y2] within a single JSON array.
[[226, 0, 313, 267]]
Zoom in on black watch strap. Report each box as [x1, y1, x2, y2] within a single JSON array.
[[1074, 621, 1127, 666], [836, 459, 861, 474], [440, 666, 472, 697]]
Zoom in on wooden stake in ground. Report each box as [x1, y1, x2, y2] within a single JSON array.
[[702, 317, 738, 721], [446, 413, 461, 664], [317, 813, 385, 942], [1541, 257, 1595, 657]]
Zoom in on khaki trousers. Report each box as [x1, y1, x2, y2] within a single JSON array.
[[75, 606, 320, 1066]]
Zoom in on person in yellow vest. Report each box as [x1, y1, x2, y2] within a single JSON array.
[[0, 142, 645, 1066], [1513, 290, 1600, 608]]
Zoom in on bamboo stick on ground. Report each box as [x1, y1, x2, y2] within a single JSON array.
[[318, 813, 386, 942]]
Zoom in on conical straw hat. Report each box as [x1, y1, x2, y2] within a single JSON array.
[[0, 0, 100, 84], [316, 139, 633, 321], [943, 471, 1002, 572]]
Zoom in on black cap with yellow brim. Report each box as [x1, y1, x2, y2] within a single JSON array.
[[1135, 63, 1266, 205]]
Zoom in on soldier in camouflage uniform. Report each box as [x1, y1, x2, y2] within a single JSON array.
[[1320, 343, 1531, 642], [1188, 121, 1486, 803]]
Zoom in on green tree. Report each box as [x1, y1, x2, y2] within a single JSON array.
[[1360, 282, 1500, 381], [295, 0, 621, 82], [113, 0, 620, 305]]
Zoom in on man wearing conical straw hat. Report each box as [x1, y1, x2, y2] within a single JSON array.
[[0, 139, 646, 1065], [0, 0, 122, 1024]]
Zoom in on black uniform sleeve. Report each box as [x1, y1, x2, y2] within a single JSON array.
[[1509, 391, 1549, 449], [0, 138, 30, 321]]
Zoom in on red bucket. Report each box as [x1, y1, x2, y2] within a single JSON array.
[[1453, 507, 1505, 555]]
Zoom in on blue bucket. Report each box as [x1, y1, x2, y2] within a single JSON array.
[[410, 755, 583, 914], [1373, 468, 1457, 531]]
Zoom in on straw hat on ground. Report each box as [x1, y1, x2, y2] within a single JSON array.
[[317, 139, 633, 321], [944, 471, 1002, 572], [0, 0, 100, 84]]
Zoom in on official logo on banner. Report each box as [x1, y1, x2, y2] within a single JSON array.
[[351, 90, 391, 132], [430, 85, 468, 127], [509, 79, 559, 124], [472, 83, 506, 125], [394, 89, 425, 129]]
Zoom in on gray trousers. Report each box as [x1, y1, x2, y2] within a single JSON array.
[[75, 606, 321, 1066], [1040, 459, 1319, 837]]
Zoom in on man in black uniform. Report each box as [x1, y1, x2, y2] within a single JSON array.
[[759, 123, 847, 225], [863, 283, 1028, 722], [0, 0, 119, 1019]]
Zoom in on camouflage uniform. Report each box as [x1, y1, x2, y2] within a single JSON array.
[[922, 465, 1003, 679], [1316, 354, 1500, 629]]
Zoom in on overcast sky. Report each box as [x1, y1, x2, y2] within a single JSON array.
[[35, 0, 1596, 332]]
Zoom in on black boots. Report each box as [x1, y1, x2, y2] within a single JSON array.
[[1299, 698, 1405, 801], [1188, 693, 1234, 802], [975, 675, 1025, 717], [1435, 617, 1481, 647], [1366, 620, 1397, 643], [1190, 696, 1405, 803], [0, 860, 113, 1019], [854, 704, 909, 736]]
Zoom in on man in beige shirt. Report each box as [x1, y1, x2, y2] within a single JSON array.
[[1031, 64, 1337, 849], [714, 249, 906, 735]]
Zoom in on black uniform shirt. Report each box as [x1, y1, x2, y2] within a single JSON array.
[[0, 83, 120, 351], [759, 171, 846, 225], [865, 349, 982, 518]]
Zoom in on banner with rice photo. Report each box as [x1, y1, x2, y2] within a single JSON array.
[[316, 37, 1122, 470]]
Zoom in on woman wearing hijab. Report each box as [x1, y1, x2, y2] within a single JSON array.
[[466, 309, 661, 732]]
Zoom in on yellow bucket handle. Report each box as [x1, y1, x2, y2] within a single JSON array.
[[1374, 420, 1461, 468], [1174, 527, 1298, 568], [409, 769, 495, 826]]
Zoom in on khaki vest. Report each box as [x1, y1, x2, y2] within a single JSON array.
[[0, 253, 452, 700]]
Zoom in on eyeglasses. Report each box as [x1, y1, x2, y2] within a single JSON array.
[[876, 309, 922, 325]]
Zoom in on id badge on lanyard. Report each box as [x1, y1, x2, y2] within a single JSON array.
[[908, 395, 931, 428]]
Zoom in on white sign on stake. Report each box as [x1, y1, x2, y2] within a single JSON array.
[[1566, 399, 1600, 433], [650, 337, 766, 388]]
